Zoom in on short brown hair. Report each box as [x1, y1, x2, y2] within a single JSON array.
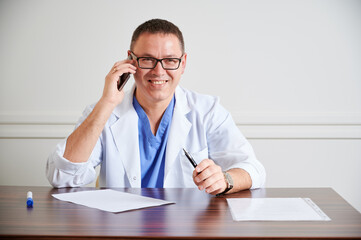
[[130, 19, 185, 53]]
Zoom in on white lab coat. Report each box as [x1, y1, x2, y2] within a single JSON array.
[[46, 85, 266, 189]]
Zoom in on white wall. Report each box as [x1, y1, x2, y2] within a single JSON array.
[[0, 0, 360, 212]]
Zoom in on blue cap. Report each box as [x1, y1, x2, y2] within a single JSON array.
[[27, 197, 33, 208]]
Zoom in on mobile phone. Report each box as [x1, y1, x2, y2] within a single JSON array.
[[117, 72, 130, 91], [117, 55, 132, 91]]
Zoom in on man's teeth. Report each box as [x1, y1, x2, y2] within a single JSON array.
[[150, 80, 167, 84]]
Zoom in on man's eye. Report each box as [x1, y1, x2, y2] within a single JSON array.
[[141, 58, 154, 62], [164, 59, 178, 64]]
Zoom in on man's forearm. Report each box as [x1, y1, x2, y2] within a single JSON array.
[[63, 99, 116, 163]]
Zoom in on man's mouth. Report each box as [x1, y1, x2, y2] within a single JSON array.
[[148, 80, 169, 85]]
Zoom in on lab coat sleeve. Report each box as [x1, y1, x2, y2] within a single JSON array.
[[206, 98, 266, 189], [46, 105, 103, 188]]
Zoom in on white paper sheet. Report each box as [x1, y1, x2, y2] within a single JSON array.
[[52, 189, 174, 213], [227, 198, 331, 221]]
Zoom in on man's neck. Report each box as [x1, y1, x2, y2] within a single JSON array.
[[135, 92, 174, 135]]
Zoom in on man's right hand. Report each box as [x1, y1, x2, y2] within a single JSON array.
[[101, 59, 137, 107], [63, 58, 136, 163]]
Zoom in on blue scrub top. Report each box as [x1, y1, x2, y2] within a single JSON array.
[[133, 95, 175, 188]]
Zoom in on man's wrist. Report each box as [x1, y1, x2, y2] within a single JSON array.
[[98, 96, 119, 110], [216, 171, 234, 196]]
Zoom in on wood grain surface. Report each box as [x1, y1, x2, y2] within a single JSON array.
[[0, 186, 360, 239]]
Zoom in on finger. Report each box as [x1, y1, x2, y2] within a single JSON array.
[[192, 169, 198, 179], [195, 158, 214, 173], [112, 58, 134, 66], [206, 178, 226, 195], [112, 58, 137, 69], [113, 62, 137, 71], [194, 167, 212, 184], [202, 172, 224, 190], [111, 63, 136, 75], [194, 163, 221, 183], [109, 68, 136, 80], [196, 168, 223, 191]]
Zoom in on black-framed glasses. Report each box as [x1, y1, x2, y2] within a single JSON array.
[[130, 51, 183, 70]]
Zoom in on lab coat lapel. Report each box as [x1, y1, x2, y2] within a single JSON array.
[[110, 86, 141, 187], [164, 87, 192, 182]]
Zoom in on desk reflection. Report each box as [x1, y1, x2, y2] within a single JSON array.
[[46, 187, 212, 237], [45, 187, 269, 237]]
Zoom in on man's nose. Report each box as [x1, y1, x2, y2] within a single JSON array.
[[152, 60, 166, 75]]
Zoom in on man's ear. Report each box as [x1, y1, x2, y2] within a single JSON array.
[[181, 53, 187, 74]]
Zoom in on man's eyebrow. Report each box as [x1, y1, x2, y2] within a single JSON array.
[[138, 53, 154, 57], [163, 54, 181, 58]]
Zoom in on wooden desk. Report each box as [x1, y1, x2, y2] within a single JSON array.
[[0, 186, 360, 239]]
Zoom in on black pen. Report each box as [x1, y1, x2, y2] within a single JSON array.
[[183, 148, 197, 168]]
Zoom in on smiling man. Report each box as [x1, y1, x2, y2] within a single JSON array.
[[46, 19, 266, 195]]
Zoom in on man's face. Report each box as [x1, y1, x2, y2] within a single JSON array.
[[130, 32, 187, 106]]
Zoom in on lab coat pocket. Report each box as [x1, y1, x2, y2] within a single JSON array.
[[190, 148, 209, 164]]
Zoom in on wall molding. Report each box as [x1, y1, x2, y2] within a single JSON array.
[[0, 111, 80, 125], [238, 125, 361, 139], [1, 112, 361, 139], [231, 111, 361, 125]]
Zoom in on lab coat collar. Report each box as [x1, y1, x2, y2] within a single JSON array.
[[174, 86, 192, 116]]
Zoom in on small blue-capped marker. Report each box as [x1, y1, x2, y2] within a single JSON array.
[[27, 191, 33, 208]]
